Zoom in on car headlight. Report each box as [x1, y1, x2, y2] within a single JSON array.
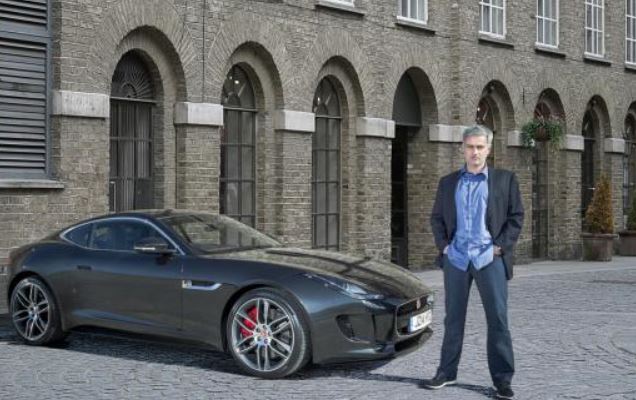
[[303, 273, 384, 300]]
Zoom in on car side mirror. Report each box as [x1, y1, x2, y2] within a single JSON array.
[[133, 237, 176, 255]]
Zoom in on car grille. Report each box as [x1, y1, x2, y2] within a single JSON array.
[[396, 295, 431, 317]]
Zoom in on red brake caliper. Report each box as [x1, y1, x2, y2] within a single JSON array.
[[240, 306, 258, 338]]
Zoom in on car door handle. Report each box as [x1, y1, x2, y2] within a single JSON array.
[[76, 265, 92, 271], [182, 280, 221, 291]]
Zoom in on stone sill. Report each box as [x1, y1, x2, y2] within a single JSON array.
[[625, 63, 636, 73], [478, 34, 514, 49], [394, 17, 436, 34], [0, 179, 65, 190], [534, 44, 566, 58], [583, 53, 611, 66], [315, 0, 365, 16]]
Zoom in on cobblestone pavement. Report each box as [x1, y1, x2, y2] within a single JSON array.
[[1, 258, 635, 400]]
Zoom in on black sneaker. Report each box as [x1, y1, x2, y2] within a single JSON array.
[[420, 372, 457, 389], [494, 382, 514, 399]]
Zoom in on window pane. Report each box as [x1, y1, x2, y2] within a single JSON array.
[[586, 29, 593, 52], [586, 5, 592, 29], [546, 20, 552, 44], [315, 182, 326, 213], [328, 150, 339, 181], [315, 118, 327, 148], [328, 119, 340, 149], [328, 182, 339, 213], [481, 5, 489, 31], [226, 182, 239, 214], [314, 215, 326, 247], [400, 0, 408, 17], [227, 146, 239, 179], [242, 147, 253, 179], [226, 111, 239, 144], [551, 0, 557, 18], [537, 18, 544, 43], [241, 112, 254, 145], [316, 151, 326, 181], [328, 215, 339, 248], [241, 182, 253, 215], [410, 0, 417, 19], [417, 0, 425, 20], [496, 9, 503, 34], [538, 0, 544, 17]]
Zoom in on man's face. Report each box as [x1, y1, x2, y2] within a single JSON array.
[[463, 134, 490, 170]]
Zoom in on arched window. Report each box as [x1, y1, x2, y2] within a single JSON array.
[[109, 52, 156, 212], [312, 78, 341, 250], [582, 111, 596, 220], [221, 65, 256, 227], [624, 114, 636, 222]]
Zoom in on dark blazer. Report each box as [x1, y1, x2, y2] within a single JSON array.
[[430, 168, 524, 280]]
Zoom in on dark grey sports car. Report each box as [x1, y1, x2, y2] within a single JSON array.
[[5, 210, 434, 378]]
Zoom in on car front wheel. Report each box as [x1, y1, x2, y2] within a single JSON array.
[[227, 288, 311, 378], [10, 277, 66, 345]]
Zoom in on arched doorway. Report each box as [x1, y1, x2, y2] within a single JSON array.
[[532, 101, 552, 259], [391, 73, 421, 267], [623, 111, 636, 224], [581, 110, 596, 225], [530, 89, 565, 259], [220, 65, 257, 227], [312, 77, 341, 251], [109, 52, 156, 212]]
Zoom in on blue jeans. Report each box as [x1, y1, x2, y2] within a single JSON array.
[[437, 255, 514, 386]]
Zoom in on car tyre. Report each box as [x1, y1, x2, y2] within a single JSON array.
[[10, 276, 67, 345], [226, 287, 311, 378]]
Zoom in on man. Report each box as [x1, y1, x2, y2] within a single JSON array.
[[423, 125, 524, 399]]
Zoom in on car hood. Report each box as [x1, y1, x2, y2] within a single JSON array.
[[212, 247, 431, 299]]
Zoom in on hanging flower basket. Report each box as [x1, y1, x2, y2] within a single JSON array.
[[520, 118, 564, 147]]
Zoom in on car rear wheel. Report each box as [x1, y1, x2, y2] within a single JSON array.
[[227, 288, 311, 378], [10, 277, 66, 345]]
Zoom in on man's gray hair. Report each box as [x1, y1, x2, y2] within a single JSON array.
[[463, 125, 493, 146]]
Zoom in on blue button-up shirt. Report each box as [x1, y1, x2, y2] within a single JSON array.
[[447, 165, 494, 271]]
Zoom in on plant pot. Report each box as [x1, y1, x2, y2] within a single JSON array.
[[618, 230, 636, 256], [581, 233, 617, 261], [534, 126, 550, 142]]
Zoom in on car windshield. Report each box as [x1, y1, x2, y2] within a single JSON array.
[[159, 213, 280, 254]]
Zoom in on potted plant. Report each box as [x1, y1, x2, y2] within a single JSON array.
[[581, 174, 617, 261], [520, 118, 565, 148], [619, 190, 636, 255]]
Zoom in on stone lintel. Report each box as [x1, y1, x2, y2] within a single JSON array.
[[52, 90, 109, 118], [428, 124, 467, 143], [174, 102, 223, 126], [605, 137, 626, 154], [356, 117, 395, 139], [274, 110, 315, 133]]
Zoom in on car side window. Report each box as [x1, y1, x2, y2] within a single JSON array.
[[90, 220, 171, 252], [65, 223, 93, 247]]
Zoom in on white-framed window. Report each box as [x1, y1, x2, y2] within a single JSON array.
[[627, 0, 636, 64], [537, 0, 559, 47], [398, 0, 427, 23], [585, 0, 604, 57], [479, 0, 506, 38]]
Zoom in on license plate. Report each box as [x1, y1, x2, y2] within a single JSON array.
[[408, 310, 432, 333]]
